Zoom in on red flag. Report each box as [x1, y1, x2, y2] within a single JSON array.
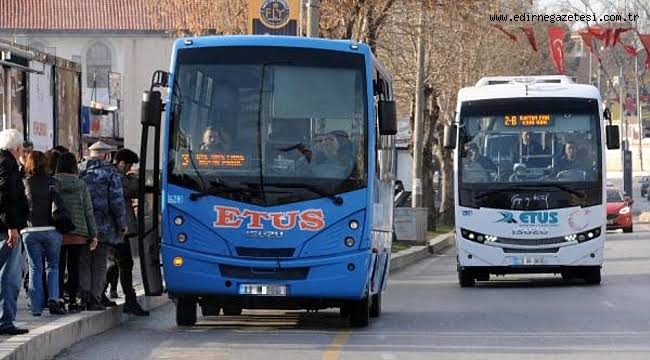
[[610, 28, 631, 46], [620, 42, 637, 57], [492, 24, 517, 42], [639, 33, 650, 69], [519, 27, 537, 51], [578, 30, 601, 62], [588, 26, 612, 47], [548, 26, 566, 74]]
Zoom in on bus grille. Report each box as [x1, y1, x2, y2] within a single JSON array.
[[496, 236, 566, 246], [503, 248, 560, 253], [236, 247, 295, 258], [219, 265, 309, 280]]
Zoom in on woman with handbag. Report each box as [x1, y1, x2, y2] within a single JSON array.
[[54, 152, 98, 312], [22, 151, 67, 315]]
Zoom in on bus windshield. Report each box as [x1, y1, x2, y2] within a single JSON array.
[[167, 46, 367, 206], [459, 98, 602, 186]]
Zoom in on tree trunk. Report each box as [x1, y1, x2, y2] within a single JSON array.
[[422, 86, 437, 230]]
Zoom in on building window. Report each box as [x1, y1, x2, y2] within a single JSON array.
[[86, 42, 112, 88]]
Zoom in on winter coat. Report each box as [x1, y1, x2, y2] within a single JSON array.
[[54, 174, 98, 244], [120, 172, 138, 237], [0, 150, 29, 232], [23, 175, 59, 228], [78, 158, 126, 244]]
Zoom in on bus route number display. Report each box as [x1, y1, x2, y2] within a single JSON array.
[[181, 151, 248, 169], [504, 114, 551, 127]]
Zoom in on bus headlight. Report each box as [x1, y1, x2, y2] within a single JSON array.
[[565, 227, 601, 243], [349, 220, 359, 230], [619, 207, 630, 215], [174, 216, 184, 226], [177, 233, 187, 243], [344, 237, 356, 247], [461, 229, 495, 244]]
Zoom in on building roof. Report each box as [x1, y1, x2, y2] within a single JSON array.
[[0, 0, 218, 32]]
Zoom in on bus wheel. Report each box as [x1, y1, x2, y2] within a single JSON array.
[[370, 292, 382, 318], [582, 267, 601, 285], [176, 297, 197, 326], [222, 306, 243, 316], [349, 297, 370, 327], [458, 268, 476, 287], [623, 226, 633, 233]]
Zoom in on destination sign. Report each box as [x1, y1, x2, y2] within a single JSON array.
[[180, 151, 248, 169], [504, 114, 552, 127]]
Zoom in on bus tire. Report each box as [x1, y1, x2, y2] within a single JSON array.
[[458, 268, 475, 287], [176, 297, 197, 326], [582, 267, 601, 285], [623, 226, 633, 233], [222, 307, 243, 316], [370, 292, 382, 318], [349, 297, 370, 327]]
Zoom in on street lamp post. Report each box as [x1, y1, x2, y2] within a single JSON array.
[[635, 51, 643, 171]]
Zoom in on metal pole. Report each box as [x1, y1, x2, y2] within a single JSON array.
[[299, 0, 304, 36], [4, 68, 11, 130], [589, 51, 594, 85], [306, 0, 320, 37], [620, 66, 626, 146], [411, 5, 426, 208], [636, 54, 643, 170]]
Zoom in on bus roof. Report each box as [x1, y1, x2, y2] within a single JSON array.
[[458, 75, 601, 103], [173, 35, 369, 54]]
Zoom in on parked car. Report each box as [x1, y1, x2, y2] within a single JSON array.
[[606, 187, 633, 233], [640, 176, 650, 199]]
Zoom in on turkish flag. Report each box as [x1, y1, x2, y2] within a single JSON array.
[[578, 30, 601, 62], [639, 33, 650, 69], [492, 24, 517, 42], [520, 27, 537, 51], [548, 26, 566, 74], [610, 28, 631, 46], [588, 26, 612, 46]]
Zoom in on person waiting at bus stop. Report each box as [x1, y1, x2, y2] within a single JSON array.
[[78, 141, 127, 311], [103, 148, 149, 316]]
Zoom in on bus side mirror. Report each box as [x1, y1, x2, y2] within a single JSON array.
[[443, 124, 457, 149], [378, 100, 397, 135], [606, 125, 620, 150], [141, 90, 163, 127]]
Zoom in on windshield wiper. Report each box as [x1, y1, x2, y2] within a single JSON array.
[[473, 185, 585, 200], [247, 182, 344, 206], [189, 181, 288, 201]]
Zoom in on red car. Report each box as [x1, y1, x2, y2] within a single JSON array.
[[606, 187, 633, 233]]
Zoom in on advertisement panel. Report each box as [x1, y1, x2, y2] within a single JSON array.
[[55, 67, 81, 157], [28, 63, 54, 150]]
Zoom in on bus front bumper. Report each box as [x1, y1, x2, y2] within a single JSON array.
[[162, 244, 371, 300], [457, 236, 604, 269]]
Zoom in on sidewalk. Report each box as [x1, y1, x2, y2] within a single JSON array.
[[0, 257, 169, 360]]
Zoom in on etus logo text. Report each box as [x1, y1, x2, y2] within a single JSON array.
[[213, 206, 325, 231], [497, 211, 559, 225]]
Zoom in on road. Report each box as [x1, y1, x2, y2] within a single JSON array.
[[57, 225, 650, 360]]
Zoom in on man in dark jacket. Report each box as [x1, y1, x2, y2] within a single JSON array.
[[78, 141, 127, 310], [0, 129, 30, 335], [104, 148, 149, 316]]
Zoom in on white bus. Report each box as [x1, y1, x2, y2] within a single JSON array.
[[444, 75, 620, 287]]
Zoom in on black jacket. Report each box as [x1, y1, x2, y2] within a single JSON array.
[[24, 175, 60, 228], [0, 150, 29, 232]]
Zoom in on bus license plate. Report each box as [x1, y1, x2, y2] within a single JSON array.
[[510, 256, 545, 266], [239, 284, 287, 296]]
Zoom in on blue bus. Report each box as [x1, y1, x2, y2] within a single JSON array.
[[137, 36, 398, 327]]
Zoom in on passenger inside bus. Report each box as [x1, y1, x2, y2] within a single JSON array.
[[296, 130, 355, 178], [462, 142, 497, 182]]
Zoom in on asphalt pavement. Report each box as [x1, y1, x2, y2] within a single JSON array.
[[55, 223, 650, 360]]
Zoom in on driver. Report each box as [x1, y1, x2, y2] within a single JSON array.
[[199, 126, 232, 152], [555, 141, 581, 173]]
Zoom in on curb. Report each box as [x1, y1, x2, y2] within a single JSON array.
[[389, 232, 454, 273], [0, 290, 170, 360]]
